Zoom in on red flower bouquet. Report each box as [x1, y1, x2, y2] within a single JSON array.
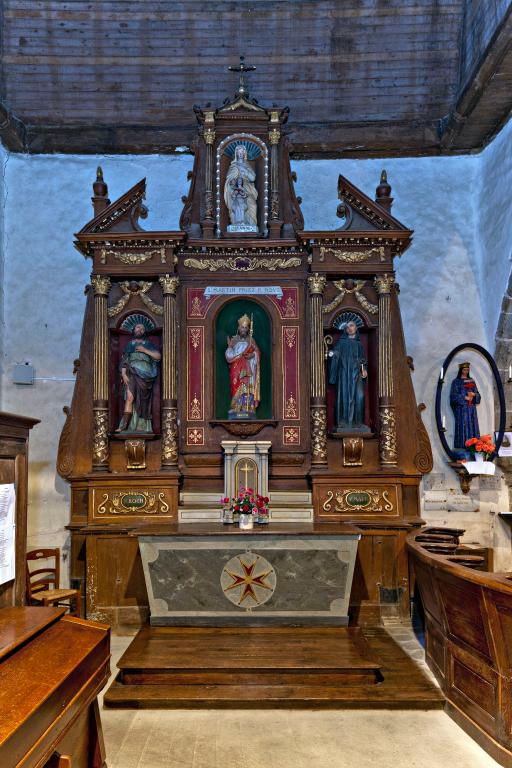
[[222, 487, 270, 523], [464, 434, 496, 461]]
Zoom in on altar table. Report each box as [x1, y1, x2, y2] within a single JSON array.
[[137, 522, 360, 627]]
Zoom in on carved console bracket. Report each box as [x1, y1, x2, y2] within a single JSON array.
[[125, 439, 147, 470], [343, 437, 364, 467], [210, 420, 277, 438]]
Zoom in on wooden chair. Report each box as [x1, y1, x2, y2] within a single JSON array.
[[26, 548, 81, 617]]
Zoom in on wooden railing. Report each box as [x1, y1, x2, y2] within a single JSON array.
[[408, 528, 512, 768]]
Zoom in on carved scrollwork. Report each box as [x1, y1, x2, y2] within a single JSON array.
[[56, 405, 74, 478], [95, 490, 170, 516], [414, 403, 433, 474], [183, 256, 302, 272], [322, 488, 395, 514]]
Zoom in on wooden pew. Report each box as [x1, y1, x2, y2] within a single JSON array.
[[408, 529, 512, 768], [0, 606, 110, 768]]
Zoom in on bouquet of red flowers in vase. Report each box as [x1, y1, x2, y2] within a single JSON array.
[[221, 487, 270, 524], [464, 434, 496, 461]]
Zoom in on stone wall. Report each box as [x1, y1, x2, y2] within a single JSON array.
[[1, 123, 511, 577]]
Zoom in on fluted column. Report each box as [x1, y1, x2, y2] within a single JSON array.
[[159, 275, 180, 468], [203, 112, 215, 224], [91, 275, 111, 470], [269, 125, 280, 220], [375, 273, 397, 465], [308, 274, 327, 465]]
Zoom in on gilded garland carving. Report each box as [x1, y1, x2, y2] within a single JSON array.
[[100, 248, 165, 265], [318, 246, 385, 263], [380, 406, 398, 464], [162, 408, 179, 465], [322, 488, 394, 513], [183, 256, 302, 272], [311, 407, 327, 461], [322, 279, 378, 315], [92, 408, 109, 465], [96, 490, 170, 516], [108, 281, 163, 317]]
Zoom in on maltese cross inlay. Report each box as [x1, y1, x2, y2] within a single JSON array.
[[220, 552, 277, 608]]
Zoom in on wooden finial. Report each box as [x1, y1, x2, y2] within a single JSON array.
[[92, 166, 110, 215], [376, 169, 393, 211]]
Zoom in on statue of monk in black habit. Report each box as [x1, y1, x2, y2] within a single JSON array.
[[328, 320, 369, 432]]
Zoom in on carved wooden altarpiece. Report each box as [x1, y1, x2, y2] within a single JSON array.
[[58, 72, 432, 629]]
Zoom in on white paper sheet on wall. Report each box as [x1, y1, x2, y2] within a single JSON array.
[[0, 484, 16, 586], [498, 432, 512, 457]]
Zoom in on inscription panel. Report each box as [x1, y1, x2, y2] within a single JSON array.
[[314, 484, 400, 520], [89, 486, 177, 522]]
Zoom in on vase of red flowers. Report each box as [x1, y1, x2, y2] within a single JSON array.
[[221, 487, 270, 528], [465, 435, 496, 462]]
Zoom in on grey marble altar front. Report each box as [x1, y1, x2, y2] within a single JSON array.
[[138, 523, 360, 626]]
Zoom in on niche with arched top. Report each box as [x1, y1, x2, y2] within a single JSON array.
[[325, 310, 377, 434], [215, 299, 272, 420]]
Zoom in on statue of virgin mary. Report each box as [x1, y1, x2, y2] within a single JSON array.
[[224, 144, 258, 232]]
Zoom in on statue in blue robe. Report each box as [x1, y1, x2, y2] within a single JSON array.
[[450, 362, 481, 449], [328, 321, 369, 432]]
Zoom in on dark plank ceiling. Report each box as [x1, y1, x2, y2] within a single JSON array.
[[1, 0, 511, 157]]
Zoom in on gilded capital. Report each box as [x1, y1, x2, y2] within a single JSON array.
[[91, 275, 111, 296], [308, 273, 326, 296], [269, 128, 281, 145], [374, 273, 395, 295], [159, 274, 179, 295], [204, 127, 216, 145]]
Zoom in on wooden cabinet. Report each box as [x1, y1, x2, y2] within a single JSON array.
[[0, 412, 39, 608]]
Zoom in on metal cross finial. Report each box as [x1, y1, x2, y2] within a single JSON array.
[[228, 55, 256, 97]]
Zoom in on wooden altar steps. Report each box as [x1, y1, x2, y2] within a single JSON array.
[[104, 625, 444, 709]]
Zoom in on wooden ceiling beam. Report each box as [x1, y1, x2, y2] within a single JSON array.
[[439, 3, 512, 150]]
